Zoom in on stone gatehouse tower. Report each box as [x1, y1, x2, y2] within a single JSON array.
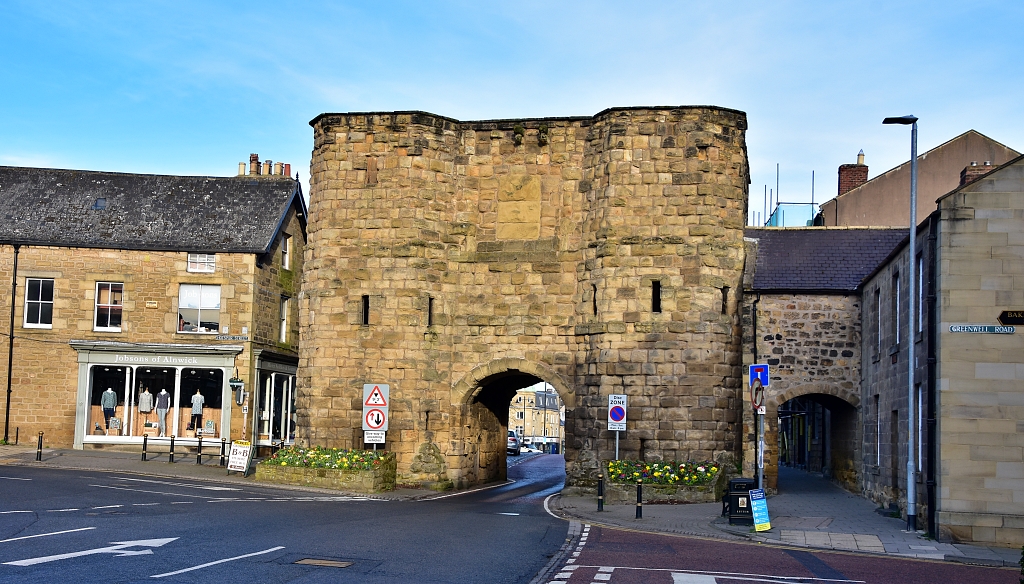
[[297, 106, 749, 488]]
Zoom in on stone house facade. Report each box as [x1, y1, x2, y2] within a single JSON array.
[[298, 106, 750, 488], [0, 162, 305, 450], [861, 154, 1024, 546]]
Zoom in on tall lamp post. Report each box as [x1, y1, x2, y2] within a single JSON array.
[[883, 114, 918, 532]]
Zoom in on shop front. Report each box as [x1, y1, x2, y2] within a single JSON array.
[[71, 341, 243, 449], [252, 349, 297, 450]]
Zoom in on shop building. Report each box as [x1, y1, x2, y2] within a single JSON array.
[[0, 158, 306, 451]]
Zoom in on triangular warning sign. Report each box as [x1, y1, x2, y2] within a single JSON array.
[[365, 386, 387, 407]]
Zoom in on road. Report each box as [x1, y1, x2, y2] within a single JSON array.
[[548, 524, 1018, 583], [0, 454, 567, 583]]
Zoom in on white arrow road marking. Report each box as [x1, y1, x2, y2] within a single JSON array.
[[0, 527, 96, 544], [4, 537, 178, 566], [150, 546, 284, 578]]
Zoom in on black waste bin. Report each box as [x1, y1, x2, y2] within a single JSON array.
[[726, 477, 756, 525]]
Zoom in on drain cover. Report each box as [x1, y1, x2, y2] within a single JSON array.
[[294, 559, 353, 568]]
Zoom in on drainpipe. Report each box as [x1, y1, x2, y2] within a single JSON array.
[[751, 293, 762, 487], [925, 217, 938, 538], [4, 244, 20, 443]]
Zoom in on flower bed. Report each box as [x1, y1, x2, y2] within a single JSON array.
[[602, 460, 724, 504], [255, 446, 396, 493]]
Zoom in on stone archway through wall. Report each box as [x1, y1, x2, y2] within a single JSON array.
[[768, 384, 860, 494], [448, 360, 572, 489]]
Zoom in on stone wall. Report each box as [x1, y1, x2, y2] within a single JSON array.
[[299, 106, 749, 488], [741, 283, 862, 492]]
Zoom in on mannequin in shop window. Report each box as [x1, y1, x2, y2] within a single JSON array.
[[138, 387, 154, 424], [100, 388, 117, 430], [189, 389, 204, 432], [156, 388, 170, 437]]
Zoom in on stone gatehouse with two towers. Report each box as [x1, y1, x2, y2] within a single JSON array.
[[296, 106, 750, 488]]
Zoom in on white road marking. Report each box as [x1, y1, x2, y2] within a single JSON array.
[[543, 493, 561, 519], [0, 511, 33, 515], [0, 476, 31, 481], [421, 480, 514, 500], [4, 537, 178, 566], [671, 574, 718, 583], [569, 565, 864, 584], [90, 484, 218, 499], [498, 512, 520, 516], [46, 508, 79, 512], [91, 505, 124, 510], [0, 527, 96, 544], [170, 502, 193, 505], [114, 477, 240, 491], [149, 545, 285, 578], [132, 503, 161, 506]]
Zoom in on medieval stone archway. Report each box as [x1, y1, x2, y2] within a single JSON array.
[[768, 383, 860, 493]]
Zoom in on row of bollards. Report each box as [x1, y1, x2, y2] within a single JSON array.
[[595, 473, 643, 519], [140, 435, 228, 466]]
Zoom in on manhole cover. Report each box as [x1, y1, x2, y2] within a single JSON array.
[[294, 559, 353, 568]]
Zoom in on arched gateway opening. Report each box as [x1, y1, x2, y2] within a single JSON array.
[[451, 360, 573, 489], [773, 391, 859, 493]]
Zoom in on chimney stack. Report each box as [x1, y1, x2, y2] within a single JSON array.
[[284, 163, 291, 178], [838, 149, 868, 196], [249, 154, 260, 175], [960, 161, 993, 187], [274, 162, 283, 176], [237, 162, 246, 176], [262, 161, 271, 176]]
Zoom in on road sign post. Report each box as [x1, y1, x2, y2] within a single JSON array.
[[749, 364, 769, 490], [608, 394, 627, 460], [362, 384, 390, 450]]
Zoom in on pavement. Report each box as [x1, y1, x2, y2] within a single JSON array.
[[1, 444, 1020, 568]]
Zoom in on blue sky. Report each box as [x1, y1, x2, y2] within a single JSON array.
[[2, 1, 1021, 221]]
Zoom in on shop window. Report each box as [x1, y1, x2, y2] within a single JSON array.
[[24, 278, 54, 328], [177, 368, 224, 437], [187, 253, 216, 273], [279, 296, 290, 343], [281, 235, 292, 271], [94, 282, 124, 332], [178, 284, 220, 333]]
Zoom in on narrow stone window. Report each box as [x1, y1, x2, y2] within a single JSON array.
[[427, 296, 434, 327], [891, 271, 900, 344], [592, 284, 598, 316], [366, 157, 378, 186], [652, 281, 661, 313], [721, 286, 730, 314], [874, 288, 881, 356], [361, 295, 370, 326]]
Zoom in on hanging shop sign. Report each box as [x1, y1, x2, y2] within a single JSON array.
[[997, 311, 1024, 326]]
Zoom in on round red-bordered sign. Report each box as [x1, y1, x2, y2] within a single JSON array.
[[365, 408, 387, 430], [609, 405, 626, 422]]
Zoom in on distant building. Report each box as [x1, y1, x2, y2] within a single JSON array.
[[0, 156, 305, 451], [510, 386, 563, 453], [817, 131, 1018, 227]]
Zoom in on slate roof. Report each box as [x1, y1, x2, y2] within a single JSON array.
[[0, 166, 304, 253], [744, 227, 907, 292]]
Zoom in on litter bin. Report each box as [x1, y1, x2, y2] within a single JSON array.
[[726, 477, 756, 525]]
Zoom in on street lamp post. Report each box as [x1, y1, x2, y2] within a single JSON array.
[[883, 114, 918, 532]]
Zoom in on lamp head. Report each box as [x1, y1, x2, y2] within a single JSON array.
[[882, 115, 918, 125]]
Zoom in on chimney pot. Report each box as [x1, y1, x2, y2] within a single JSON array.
[[284, 163, 291, 178], [856, 149, 865, 165], [238, 162, 246, 176], [262, 161, 270, 176], [249, 154, 260, 175], [984, 161, 991, 166], [274, 162, 283, 176]]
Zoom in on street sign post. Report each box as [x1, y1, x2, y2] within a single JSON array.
[[749, 364, 769, 490], [608, 394, 627, 460], [362, 384, 390, 449]]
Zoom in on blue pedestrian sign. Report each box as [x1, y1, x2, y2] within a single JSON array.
[[749, 488, 771, 532]]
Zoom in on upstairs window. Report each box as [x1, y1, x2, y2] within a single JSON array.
[[178, 284, 221, 333], [94, 282, 123, 332], [279, 296, 290, 343], [24, 278, 54, 328], [187, 253, 216, 273], [281, 235, 292, 271]]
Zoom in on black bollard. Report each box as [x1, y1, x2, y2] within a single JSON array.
[[219, 438, 227, 467], [197, 435, 203, 465], [169, 435, 175, 463], [35, 432, 43, 462], [142, 435, 148, 462], [15, 427, 18, 445], [635, 479, 643, 519], [597, 473, 604, 512]]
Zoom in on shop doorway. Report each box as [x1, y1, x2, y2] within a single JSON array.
[[257, 372, 295, 445]]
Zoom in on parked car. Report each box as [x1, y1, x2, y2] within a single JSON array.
[[521, 445, 542, 454], [507, 431, 521, 456]]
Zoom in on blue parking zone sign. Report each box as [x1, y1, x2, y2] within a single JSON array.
[[749, 488, 771, 531], [749, 364, 769, 387]]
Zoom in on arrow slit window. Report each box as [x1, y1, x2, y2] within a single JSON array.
[[652, 280, 661, 313]]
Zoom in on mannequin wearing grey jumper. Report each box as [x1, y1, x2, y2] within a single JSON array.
[[100, 388, 117, 429]]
